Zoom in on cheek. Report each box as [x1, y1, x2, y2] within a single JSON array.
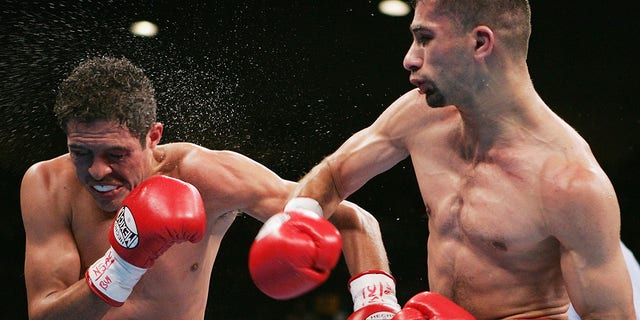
[[71, 159, 91, 179], [116, 155, 148, 181], [75, 170, 90, 185], [433, 49, 470, 85], [423, 50, 456, 84]]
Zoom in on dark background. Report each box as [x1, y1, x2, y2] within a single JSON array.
[[1, 1, 638, 319]]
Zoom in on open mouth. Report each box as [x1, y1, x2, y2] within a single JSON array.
[[92, 184, 118, 193]]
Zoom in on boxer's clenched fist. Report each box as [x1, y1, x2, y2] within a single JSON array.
[[249, 197, 342, 300], [85, 175, 206, 306]]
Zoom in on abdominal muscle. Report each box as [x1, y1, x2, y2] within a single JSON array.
[[99, 240, 216, 320], [427, 233, 570, 319]]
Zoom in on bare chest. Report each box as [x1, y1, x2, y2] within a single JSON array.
[[411, 150, 551, 256], [70, 195, 116, 267]]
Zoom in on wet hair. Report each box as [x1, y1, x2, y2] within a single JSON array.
[[54, 56, 157, 145], [410, 0, 532, 58]]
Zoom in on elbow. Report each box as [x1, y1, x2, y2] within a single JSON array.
[[330, 201, 380, 234]]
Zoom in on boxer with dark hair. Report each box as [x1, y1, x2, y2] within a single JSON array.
[[21, 56, 396, 319], [289, 1, 637, 319]]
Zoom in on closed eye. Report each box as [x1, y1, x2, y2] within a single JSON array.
[[108, 153, 125, 161], [69, 147, 91, 159]]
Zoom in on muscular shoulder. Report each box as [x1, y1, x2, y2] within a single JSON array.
[[22, 154, 81, 196], [366, 89, 459, 151], [539, 155, 618, 232], [376, 89, 456, 129], [543, 159, 610, 198], [21, 155, 81, 231]]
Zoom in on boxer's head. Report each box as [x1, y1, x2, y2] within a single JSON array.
[[408, 0, 531, 58], [403, 0, 532, 107], [54, 56, 157, 147], [55, 57, 162, 212]]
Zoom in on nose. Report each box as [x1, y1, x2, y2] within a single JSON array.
[[403, 42, 422, 72], [88, 156, 112, 181]]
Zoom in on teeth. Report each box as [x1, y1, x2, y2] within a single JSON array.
[[93, 185, 117, 192]]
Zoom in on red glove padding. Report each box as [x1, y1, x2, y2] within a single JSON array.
[[86, 175, 206, 306], [249, 208, 342, 300], [109, 175, 206, 268], [392, 292, 475, 320], [348, 304, 399, 320]]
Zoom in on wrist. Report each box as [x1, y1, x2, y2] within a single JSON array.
[[349, 270, 401, 312], [285, 197, 324, 218], [85, 247, 147, 306]]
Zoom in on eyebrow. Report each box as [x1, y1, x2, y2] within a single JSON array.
[[68, 144, 129, 152], [410, 25, 432, 34], [67, 144, 86, 150]]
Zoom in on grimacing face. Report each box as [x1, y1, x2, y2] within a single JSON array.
[[66, 119, 151, 212]]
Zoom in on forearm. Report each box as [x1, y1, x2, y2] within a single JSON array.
[[294, 159, 345, 217], [28, 280, 111, 320], [329, 201, 390, 276], [333, 201, 402, 317]]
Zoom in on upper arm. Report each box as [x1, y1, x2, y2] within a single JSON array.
[[21, 162, 83, 315], [327, 123, 409, 199], [544, 163, 634, 317], [181, 146, 295, 222], [329, 91, 426, 197], [296, 91, 423, 214]]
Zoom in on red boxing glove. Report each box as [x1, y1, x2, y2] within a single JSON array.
[[86, 175, 206, 306], [392, 292, 475, 320], [109, 175, 206, 268], [249, 197, 342, 300]]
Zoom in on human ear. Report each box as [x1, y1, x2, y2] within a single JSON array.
[[147, 122, 164, 148], [473, 26, 494, 60]]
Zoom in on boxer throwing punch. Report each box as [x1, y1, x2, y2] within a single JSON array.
[[20, 57, 396, 319], [289, 0, 636, 319]]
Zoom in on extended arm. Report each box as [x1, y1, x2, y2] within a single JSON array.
[[180, 146, 393, 276], [294, 95, 415, 217], [186, 146, 399, 310]]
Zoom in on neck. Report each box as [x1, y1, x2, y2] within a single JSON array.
[[455, 67, 548, 161]]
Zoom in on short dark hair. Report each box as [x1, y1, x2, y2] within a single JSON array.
[[54, 56, 157, 145], [410, 0, 531, 57]]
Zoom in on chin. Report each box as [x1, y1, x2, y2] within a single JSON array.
[[92, 194, 125, 213], [97, 200, 121, 213], [425, 90, 447, 108], [427, 97, 447, 108]]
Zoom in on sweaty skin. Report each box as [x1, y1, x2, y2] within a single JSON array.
[[298, 88, 632, 319], [293, 0, 635, 318], [22, 120, 389, 320]]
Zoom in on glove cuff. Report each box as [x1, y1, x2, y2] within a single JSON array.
[[349, 270, 401, 312], [85, 247, 147, 306], [285, 197, 324, 217]]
